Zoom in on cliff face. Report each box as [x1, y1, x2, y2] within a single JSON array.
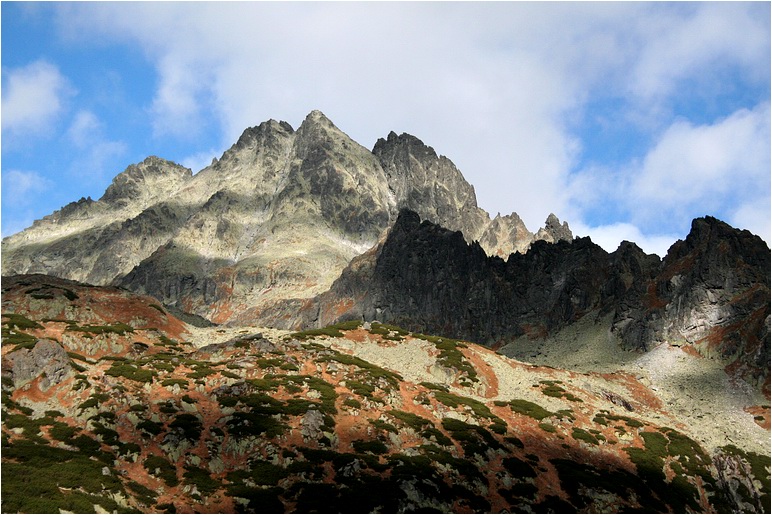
[[307, 210, 770, 394], [612, 216, 771, 393], [2, 111, 569, 325]]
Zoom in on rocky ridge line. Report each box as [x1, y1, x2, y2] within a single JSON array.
[[304, 209, 770, 396], [2, 110, 571, 325]]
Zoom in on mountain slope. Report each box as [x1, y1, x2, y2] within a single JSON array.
[[2, 111, 570, 326], [2, 276, 769, 513]]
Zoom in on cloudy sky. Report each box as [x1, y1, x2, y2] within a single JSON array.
[[2, 2, 770, 256]]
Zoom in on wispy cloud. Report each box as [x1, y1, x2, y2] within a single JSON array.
[[570, 102, 771, 252], [1, 60, 71, 139], [1, 169, 54, 236], [41, 2, 770, 253], [2, 169, 52, 201], [629, 3, 770, 101], [180, 149, 218, 175], [631, 102, 770, 230], [66, 110, 127, 181]]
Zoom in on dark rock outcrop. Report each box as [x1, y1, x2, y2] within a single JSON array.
[[308, 210, 648, 345], [307, 210, 770, 392], [612, 216, 771, 393]]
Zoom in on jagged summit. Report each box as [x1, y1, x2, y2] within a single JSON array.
[[100, 156, 192, 207], [2, 110, 572, 325], [2, 110, 569, 325], [1, 112, 769, 514]]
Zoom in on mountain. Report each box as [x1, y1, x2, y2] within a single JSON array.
[[1, 111, 570, 326], [1, 275, 769, 513], [304, 209, 770, 397], [1, 109, 770, 514]]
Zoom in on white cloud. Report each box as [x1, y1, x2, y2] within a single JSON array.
[[49, 2, 770, 238], [67, 110, 101, 147], [65, 110, 127, 180], [1, 60, 71, 136], [730, 200, 771, 248], [2, 169, 52, 201], [629, 3, 770, 100], [571, 220, 680, 258], [631, 102, 770, 229], [180, 149, 219, 175], [568, 102, 770, 253]]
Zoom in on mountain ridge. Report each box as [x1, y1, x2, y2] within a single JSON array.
[[2, 110, 572, 325], [1, 109, 770, 514]]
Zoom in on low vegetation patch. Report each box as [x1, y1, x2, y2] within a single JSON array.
[[369, 322, 409, 341], [538, 380, 583, 402], [144, 455, 179, 486], [414, 333, 479, 383], [432, 391, 505, 425], [495, 398, 554, 421], [105, 362, 155, 383], [2, 313, 43, 331]]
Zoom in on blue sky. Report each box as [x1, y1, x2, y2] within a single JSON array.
[[2, 2, 770, 256]]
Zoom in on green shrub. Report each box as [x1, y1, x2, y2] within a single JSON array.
[[105, 362, 154, 383], [328, 353, 403, 389], [144, 455, 179, 486], [503, 456, 537, 478], [291, 320, 361, 340], [78, 393, 110, 411], [1, 438, 125, 513], [68, 322, 135, 336], [369, 322, 409, 340], [433, 391, 502, 424], [126, 480, 157, 506], [137, 419, 164, 436], [169, 413, 202, 441], [183, 465, 221, 495], [161, 378, 188, 388], [352, 439, 389, 455], [413, 333, 479, 382], [343, 398, 362, 409], [227, 412, 287, 438], [371, 419, 399, 433], [2, 313, 43, 330], [389, 410, 432, 430], [149, 304, 166, 314], [500, 399, 554, 421], [572, 427, 599, 445], [249, 460, 290, 485], [2, 326, 38, 349]]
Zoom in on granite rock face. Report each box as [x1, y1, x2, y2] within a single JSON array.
[[2, 111, 568, 325], [306, 210, 636, 344], [1, 157, 193, 285], [612, 216, 771, 392], [306, 209, 770, 392], [2, 339, 73, 391]]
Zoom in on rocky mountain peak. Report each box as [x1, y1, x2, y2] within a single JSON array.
[[100, 156, 191, 207], [534, 213, 573, 244], [232, 119, 295, 150], [3, 110, 641, 327], [373, 131, 439, 161], [297, 109, 338, 135]]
